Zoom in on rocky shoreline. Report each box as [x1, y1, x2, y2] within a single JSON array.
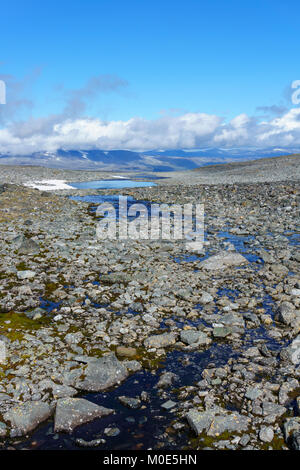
[[0, 160, 299, 450]]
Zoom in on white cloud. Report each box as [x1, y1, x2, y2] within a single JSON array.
[[1, 108, 300, 154]]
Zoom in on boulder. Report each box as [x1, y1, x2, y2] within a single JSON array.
[[54, 398, 113, 433], [75, 353, 129, 392], [200, 251, 248, 270], [3, 401, 52, 435]]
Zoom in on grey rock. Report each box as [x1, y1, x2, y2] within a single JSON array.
[[207, 413, 250, 437], [291, 432, 300, 450], [75, 353, 129, 392], [17, 270, 36, 280], [262, 401, 286, 423], [54, 397, 113, 432], [283, 335, 300, 365], [213, 326, 231, 338], [18, 238, 40, 255], [3, 401, 52, 435], [186, 409, 249, 437], [180, 330, 209, 345], [144, 332, 177, 349], [275, 302, 296, 325], [0, 422, 7, 437], [156, 371, 178, 388], [283, 417, 300, 441], [161, 400, 177, 410], [200, 251, 249, 270], [245, 386, 263, 401], [186, 409, 215, 436], [118, 396, 141, 409], [259, 426, 274, 443]]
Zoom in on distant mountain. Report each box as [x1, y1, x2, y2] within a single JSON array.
[[0, 147, 298, 171]]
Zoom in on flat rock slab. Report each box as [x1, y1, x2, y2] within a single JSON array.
[[3, 401, 52, 435], [144, 332, 177, 349], [200, 251, 249, 270], [75, 353, 129, 392], [187, 409, 250, 437], [54, 398, 114, 433]]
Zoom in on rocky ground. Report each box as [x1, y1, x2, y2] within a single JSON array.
[[0, 158, 299, 450]]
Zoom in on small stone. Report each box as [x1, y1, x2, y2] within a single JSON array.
[[259, 426, 274, 443], [161, 400, 177, 410], [116, 346, 137, 358]]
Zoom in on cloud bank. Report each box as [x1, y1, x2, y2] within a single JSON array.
[[0, 73, 300, 154]]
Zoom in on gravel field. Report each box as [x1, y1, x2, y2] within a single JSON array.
[[0, 155, 299, 450]]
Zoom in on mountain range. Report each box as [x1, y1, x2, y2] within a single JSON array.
[[0, 147, 298, 172]]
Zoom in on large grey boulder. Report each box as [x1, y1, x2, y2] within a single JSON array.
[[54, 398, 113, 433], [200, 251, 248, 270], [144, 332, 177, 349], [207, 413, 250, 436], [75, 353, 129, 392], [282, 335, 300, 365], [186, 409, 216, 435], [186, 408, 250, 437], [180, 330, 210, 346], [275, 302, 296, 326], [3, 401, 52, 435]]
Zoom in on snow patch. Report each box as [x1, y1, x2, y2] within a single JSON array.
[[24, 179, 74, 191]]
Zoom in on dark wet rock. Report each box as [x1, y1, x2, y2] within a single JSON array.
[[283, 417, 300, 443], [54, 398, 113, 433], [104, 427, 120, 437], [156, 371, 178, 388], [290, 432, 300, 450], [75, 437, 105, 447], [118, 396, 141, 409], [0, 422, 7, 437], [144, 332, 177, 349], [75, 353, 129, 392], [3, 401, 52, 436]]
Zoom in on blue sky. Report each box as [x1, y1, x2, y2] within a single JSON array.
[[0, 0, 300, 153]]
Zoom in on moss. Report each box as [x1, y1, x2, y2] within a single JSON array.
[[0, 311, 50, 341], [16, 262, 27, 271]]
